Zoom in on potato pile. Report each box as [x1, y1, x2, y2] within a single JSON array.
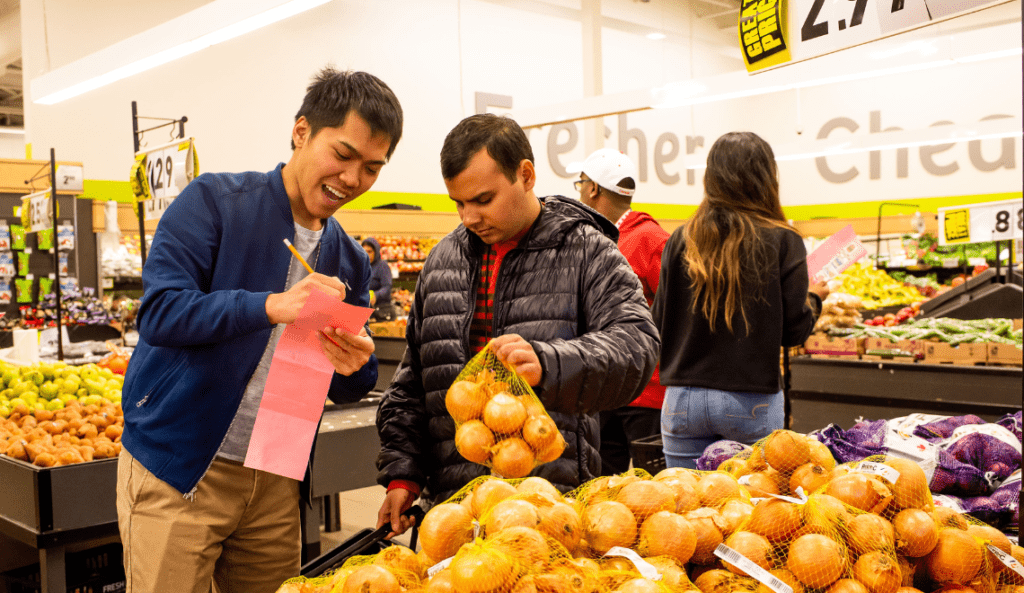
[[814, 293, 864, 333], [1, 398, 123, 467]]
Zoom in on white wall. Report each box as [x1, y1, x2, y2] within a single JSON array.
[[0, 134, 25, 158], [18, 0, 1022, 209]]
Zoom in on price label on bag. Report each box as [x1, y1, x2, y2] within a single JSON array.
[[135, 138, 200, 221], [938, 199, 1023, 245], [21, 189, 53, 233]]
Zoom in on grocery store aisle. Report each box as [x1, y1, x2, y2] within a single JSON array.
[[319, 485, 415, 552]]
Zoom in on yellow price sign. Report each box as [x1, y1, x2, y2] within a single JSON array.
[[942, 209, 971, 244]]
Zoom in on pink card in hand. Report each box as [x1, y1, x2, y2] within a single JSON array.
[[244, 288, 373, 480], [807, 225, 867, 284]]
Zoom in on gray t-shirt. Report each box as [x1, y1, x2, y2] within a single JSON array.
[[217, 223, 323, 461]]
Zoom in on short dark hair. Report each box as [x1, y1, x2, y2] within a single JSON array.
[[293, 68, 404, 159], [440, 114, 534, 183]]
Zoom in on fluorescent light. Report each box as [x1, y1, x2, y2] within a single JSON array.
[[646, 32, 667, 40], [0, 127, 25, 135], [32, 0, 333, 105]]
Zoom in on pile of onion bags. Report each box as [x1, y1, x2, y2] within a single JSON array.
[[815, 413, 1022, 529]]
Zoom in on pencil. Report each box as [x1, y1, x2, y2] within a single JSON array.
[[283, 238, 315, 275], [283, 238, 352, 290]]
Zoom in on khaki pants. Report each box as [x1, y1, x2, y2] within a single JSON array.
[[116, 448, 301, 593]]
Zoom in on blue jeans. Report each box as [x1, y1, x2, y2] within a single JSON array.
[[661, 386, 784, 469]]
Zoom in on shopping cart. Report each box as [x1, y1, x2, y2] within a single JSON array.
[[300, 505, 425, 578]]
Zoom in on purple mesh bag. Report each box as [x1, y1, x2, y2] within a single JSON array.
[[697, 440, 751, 471], [960, 495, 1003, 527], [913, 414, 986, 442], [815, 419, 887, 464], [944, 431, 1021, 484], [996, 411, 1023, 443]]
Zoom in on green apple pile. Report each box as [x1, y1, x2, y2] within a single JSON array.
[[0, 362, 123, 420]]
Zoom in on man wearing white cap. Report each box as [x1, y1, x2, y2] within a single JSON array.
[[568, 148, 669, 475]]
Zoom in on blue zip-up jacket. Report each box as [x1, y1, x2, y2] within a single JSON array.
[[121, 164, 378, 495]]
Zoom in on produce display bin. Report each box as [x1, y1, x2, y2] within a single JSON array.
[[788, 357, 1022, 433], [0, 457, 119, 593], [2, 402, 385, 592]]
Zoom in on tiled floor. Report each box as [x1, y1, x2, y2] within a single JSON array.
[[318, 485, 415, 552]]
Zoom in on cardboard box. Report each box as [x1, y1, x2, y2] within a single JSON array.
[[1013, 318, 1023, 331], [987, 343, 1023, 366], [863, 337, 925, 360], [368, 320, 406, 338], [922, 342, 988, 365], [803, 334, 863, 356]]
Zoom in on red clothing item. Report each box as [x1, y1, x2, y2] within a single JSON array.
[[617, 211, 669, 409], [469, 230, 528, 353]]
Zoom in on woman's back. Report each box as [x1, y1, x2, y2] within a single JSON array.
[[652, 223, 817, 394]]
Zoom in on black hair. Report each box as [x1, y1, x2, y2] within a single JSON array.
[[440, 114, 534, 182], [293, 67, 404, 159]]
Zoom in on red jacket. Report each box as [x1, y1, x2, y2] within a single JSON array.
[[617, 211, 669, 409]]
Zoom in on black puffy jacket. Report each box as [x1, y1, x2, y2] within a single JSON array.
[[376, 196, 660, 503]]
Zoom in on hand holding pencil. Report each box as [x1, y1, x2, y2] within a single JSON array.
[[264, 239, 348, 326], [274, 238, 375, 376]]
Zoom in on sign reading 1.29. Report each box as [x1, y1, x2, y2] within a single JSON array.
[[146, 152, 176, 199]]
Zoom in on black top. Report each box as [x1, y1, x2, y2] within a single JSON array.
[[652, 224, 820, 394]]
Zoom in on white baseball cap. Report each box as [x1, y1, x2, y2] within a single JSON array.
[[566, 149, 637, 197]]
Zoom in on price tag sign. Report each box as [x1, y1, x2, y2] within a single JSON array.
[[756, 0, 1008, 71], [143, 196, 176, 222], [55, 165, 84, 192], [21, 189, 53, 233], [135, 138, 199, 221], [792, 0, 883, 63], [938, 199, 1023, 245]]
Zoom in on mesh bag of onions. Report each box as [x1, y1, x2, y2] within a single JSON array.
[[446, 343, 566, 478]]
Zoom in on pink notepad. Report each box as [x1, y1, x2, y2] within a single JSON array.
[[807, 225, 867, 284], [244, 288, 373, 480]]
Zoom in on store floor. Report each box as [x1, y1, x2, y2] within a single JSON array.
[[319, 485, 415, 551]]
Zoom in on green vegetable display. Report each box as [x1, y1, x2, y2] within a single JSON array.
[[828, 317, 1022, 347]]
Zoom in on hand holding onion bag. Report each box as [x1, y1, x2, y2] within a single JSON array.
[[447, 343, 566, 478]]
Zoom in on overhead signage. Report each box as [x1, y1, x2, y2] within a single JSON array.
[[743, 0, 1010, 73], [130, 138, 199, 221], [740, 0, 791, 72], [938, 199, 1022, 245]]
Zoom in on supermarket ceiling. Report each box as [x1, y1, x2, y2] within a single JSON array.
[[0, 0, 741, 127]]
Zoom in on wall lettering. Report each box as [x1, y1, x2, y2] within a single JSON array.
[[919, 120, 959, 176], [969, 114, 1016, 172]]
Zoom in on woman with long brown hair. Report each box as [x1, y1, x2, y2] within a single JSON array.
[[651, 131, 828, 469]]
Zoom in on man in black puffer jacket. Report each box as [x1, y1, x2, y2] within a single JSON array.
[[375, 114, 660, 538]]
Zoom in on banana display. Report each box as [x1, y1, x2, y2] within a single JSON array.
[[831, 262, 924, 310]]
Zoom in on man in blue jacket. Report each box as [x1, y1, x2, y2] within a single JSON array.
[[116, 68, 403, 593]]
